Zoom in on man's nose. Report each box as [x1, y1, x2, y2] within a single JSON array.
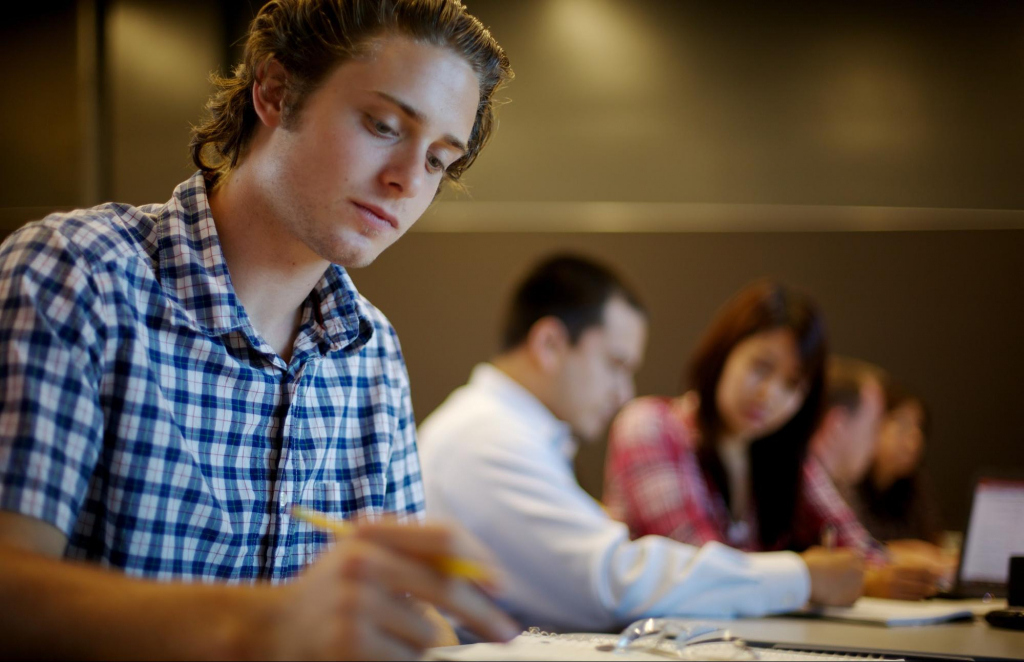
[[381, 148, 425, 199]]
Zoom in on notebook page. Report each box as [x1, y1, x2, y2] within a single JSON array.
[[427, 635, 661, 661], [813, 597, 974, 626], [428, 632, 904, 661]]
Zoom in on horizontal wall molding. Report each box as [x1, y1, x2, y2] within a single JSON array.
[[415, 201, 1024, 233], [5, 202, 1024, 239]]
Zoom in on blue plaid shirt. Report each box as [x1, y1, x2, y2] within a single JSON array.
[[0, 173, 424, 582]]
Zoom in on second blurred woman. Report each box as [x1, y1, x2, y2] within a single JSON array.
[[854, 387, 944, 547]]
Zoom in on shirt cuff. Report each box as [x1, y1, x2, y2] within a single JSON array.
[[747, 550, 811, 614]]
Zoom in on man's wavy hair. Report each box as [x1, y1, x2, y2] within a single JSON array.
[[190, 0, 512, 187]]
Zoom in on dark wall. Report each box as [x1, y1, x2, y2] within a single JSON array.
[[455, 0, 1024, 209], [0, 2, 82, 228], [10, 1, 1022, 217]]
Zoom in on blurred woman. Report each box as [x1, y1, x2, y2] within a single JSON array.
[[603, 279, 877, 556], [854, 388, 943, 546], [603, 280, 947, 600]]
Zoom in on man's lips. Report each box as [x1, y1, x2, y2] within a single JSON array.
[[352, 200, 398, 229]]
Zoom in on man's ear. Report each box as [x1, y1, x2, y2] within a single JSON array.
[[525, 316, 570, 374], [252, 59, 290, 129]]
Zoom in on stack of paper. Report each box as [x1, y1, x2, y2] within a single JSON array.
[[811, 597, 976, 626]]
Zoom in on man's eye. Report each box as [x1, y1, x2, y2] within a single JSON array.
[[369, 117, 397, 137], [426, 154, 445, 172]]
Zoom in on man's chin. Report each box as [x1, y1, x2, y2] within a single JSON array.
[[320, 239, 385, 269], [334, 253, 378, 269]]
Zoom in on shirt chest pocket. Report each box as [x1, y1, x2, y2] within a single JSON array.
[[307, 475, 385, 521]]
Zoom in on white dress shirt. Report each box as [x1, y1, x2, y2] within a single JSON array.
[[418, 363, 811, 631]]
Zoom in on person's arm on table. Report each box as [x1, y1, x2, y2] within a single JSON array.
[[0, 512, 517, 660], [864, 562, 941, 601], [799, 546, 864, 606], [885, 539, 958, 591], [428, 426, 861, 632]]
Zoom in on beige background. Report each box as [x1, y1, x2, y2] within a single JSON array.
[[2, 0, 1022, 530]]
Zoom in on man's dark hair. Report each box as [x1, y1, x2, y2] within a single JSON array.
[[825, 356, 888, 413], [501, 254, 646, 351], [191, 0, 512, 188]]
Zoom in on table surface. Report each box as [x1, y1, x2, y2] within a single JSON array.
[[435, 601, 1024, 661], [656, 606, 1024, 661]]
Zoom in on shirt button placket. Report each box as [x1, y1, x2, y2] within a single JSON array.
[[273, 363, 304, 579]]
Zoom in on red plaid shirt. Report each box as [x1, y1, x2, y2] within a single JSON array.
[[604, 396, 883, 562]]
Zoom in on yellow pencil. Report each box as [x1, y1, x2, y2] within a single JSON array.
[[291, 505, 492, 582]]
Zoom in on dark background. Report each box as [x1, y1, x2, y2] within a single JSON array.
[[2, 0, 1022, 531]]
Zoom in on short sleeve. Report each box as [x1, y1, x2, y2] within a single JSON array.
[[0, 223, 107, 537]]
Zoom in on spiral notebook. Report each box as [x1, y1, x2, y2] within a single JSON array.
[[428, 630, 905, 661]]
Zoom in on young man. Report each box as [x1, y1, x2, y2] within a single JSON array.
[[0, 1, 517, 658], [810, 357, 945, 600], [418, 255, 864, 632]]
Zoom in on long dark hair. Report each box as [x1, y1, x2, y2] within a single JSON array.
[[688, 279, 827, 550]]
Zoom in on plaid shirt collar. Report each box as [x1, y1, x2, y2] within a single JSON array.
[[156, 173, 372, 355]]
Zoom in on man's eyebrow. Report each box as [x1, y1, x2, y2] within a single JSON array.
[[373, 90, 469, 155]]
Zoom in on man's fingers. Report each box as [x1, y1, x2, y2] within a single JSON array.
[[329, 539, 519, 643], [358, 620, 421, 662], [433, 574, 522, 641], [353, 520, 506, 592], [412, 575, 520, 642], [359, 585, 440, 651], [354, 521, 499, 568]]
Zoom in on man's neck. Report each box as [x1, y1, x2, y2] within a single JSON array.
[[490, 353, 557, 418], [207, 168, 329, 362]]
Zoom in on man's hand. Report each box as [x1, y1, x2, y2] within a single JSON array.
[[864, 563, 941, 601], [800, 547, 864, 606], [0, 512, 516, 660], [886, 539, 958, 592], [886, 539, 947, 561], [263, 520, 520, 660]]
